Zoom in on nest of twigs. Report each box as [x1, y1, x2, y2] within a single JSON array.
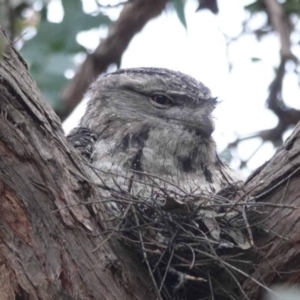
[[98, 178, 264, 300]]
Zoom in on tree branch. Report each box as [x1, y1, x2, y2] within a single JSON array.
[[228, 0, 300, 165], [0, 29, 155, 300], [240, 124, 300, 299], [59, 0, 168, 121], [263, 0, 292, 58], [3, 9, 300, 296]]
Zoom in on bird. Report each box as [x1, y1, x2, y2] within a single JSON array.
[[67, 68, 243, 300], [67, 68, 237, 201]]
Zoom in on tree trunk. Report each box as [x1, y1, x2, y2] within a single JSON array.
[[1, 29, 300, 300], [240, 125, 300, 299], [0, 30, 154, 300]]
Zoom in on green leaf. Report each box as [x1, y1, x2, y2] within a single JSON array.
[[62, 0, 111, 36], [251, 57, 262, 62], [172, 0, 187, 29], [21, 22, 77, 107], [244, 1, 264, 13], [283, 0, 300, 16], [20, 0, 112, 108]]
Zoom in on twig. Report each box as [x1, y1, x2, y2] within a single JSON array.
[[242, 205, 254, 246], [132, 205, 163, 300], [207, 270, 214, 300], [158, 247, 174, 293], [92, 203, 132, 252]]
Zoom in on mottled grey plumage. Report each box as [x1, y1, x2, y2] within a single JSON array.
[[68, 68, 236, 197], [67, 127, 97, 160]]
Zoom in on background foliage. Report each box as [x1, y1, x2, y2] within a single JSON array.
[[1, 0, 300, 172]]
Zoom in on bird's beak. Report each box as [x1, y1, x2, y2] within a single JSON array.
[[198, 115, 214, 137]]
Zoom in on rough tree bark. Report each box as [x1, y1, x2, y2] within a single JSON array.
[[0, 31, 155, 300], [240, 125, 300, 299], [1, 28, 300, 300]]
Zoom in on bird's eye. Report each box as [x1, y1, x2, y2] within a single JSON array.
[[150, 94, 173, 108]]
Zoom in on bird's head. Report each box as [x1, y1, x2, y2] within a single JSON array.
[[81, 68, 217, 138]]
